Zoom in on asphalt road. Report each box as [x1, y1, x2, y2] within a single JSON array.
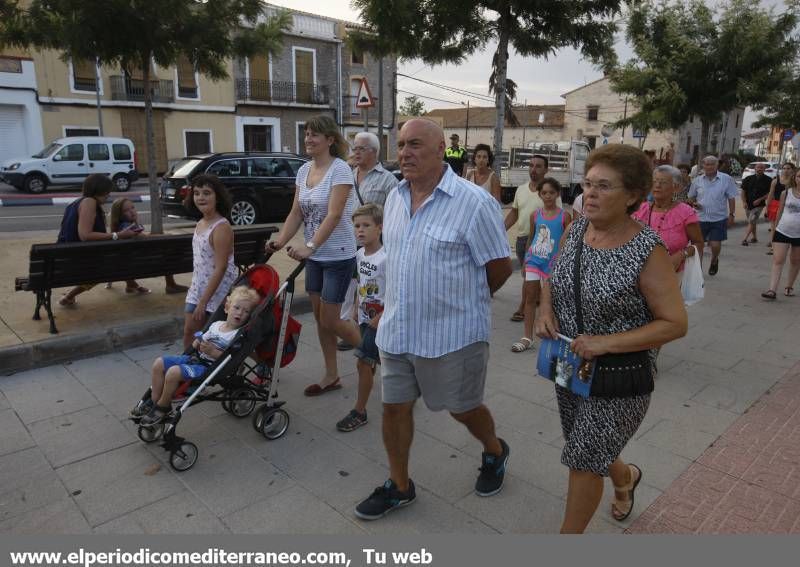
[[0, 199, 186, 233]]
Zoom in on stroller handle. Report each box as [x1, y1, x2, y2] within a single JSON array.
[[260, 249, 306, 284]]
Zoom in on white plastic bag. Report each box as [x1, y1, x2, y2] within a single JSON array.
[[339, 278, 358, 320], [681, 246, 704, 306]]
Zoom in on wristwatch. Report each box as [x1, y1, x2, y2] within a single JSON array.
[[111, 232, 118, 241], [305, 241, 317, 251]]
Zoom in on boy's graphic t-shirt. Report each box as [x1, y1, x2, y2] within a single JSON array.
[[356, 247, 387, 324], [199, 321, 239, 362]]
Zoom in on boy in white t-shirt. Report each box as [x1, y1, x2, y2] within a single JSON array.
[[134, 285, 261, 425], [336, 203, 386, 432]]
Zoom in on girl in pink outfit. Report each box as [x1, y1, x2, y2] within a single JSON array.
[[633, 165, 704, 274], [181, 174, 237, 348]]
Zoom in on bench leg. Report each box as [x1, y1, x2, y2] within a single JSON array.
[[33, 291, 43, 320], [43, 289, 58, 334]]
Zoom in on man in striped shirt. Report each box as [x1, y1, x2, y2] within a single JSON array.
[[355, 119, 513, 521]]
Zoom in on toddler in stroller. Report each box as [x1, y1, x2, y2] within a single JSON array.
[[133, 285, 261, 424]]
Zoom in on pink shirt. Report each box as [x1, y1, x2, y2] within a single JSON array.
[[632, 202, 698, 256]]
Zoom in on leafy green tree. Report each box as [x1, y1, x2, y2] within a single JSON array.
[[399, 95, 426, 116], [609, 0, 798, 157], [753, 68, 800, 131], [350, 0, 622, 175], [0, 0, 289, 232]]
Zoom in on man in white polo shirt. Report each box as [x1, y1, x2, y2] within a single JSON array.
[[354, 119, 513, 521]]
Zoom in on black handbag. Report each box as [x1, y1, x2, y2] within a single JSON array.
[[573, 223, 654, 399]]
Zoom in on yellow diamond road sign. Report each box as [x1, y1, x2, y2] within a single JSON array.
[[355, 78, 375, 108]]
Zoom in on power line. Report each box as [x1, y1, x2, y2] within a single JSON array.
[[397, 89, 466, 106], [397, 73, 496, 103]]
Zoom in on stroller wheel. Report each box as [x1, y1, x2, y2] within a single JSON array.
[[137, 423, 164, 443], [169, 442, 199, 472], [228, 388, 257, 417], [220, 399, 231, 413], [253, 407, 290, 440]]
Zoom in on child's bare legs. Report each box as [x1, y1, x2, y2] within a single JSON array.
[[523, 280, 541, 340], [354, 359, 375, 414], [157, 366, 183, 407], [150, 357, 167, 402]]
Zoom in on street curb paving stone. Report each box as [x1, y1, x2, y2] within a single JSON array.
[[0, 195, 150, 207], [0, 294, 312, 376]]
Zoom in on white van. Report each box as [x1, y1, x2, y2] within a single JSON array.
[[0, 137, 138, 193]]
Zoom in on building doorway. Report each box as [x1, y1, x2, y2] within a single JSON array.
[[244, 125, 272, 152]]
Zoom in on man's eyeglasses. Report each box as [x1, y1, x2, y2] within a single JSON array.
[[352, 146, 373, 153]]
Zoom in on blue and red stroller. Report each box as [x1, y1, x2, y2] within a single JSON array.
[[130, 258, 304, 472]]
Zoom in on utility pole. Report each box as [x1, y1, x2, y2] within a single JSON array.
[[377, 57, 384, 160], [521, 99, 527, 147]]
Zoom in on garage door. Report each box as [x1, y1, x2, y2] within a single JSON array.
[[0, 105, 26, 164]]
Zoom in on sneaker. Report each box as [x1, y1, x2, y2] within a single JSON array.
[[130, 399, 154, 418], [337, 339, 354, 351], [139, 406, 169, 426], [355, 479, 416, 520], [475, 438, 510, 497], [337, 409, 368, 432]]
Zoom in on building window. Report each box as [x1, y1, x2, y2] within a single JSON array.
[[292, 47, 316, 103], [586, 106, 599, 121], [64, 127, 100, 137], [243, 125, 272, 152], [0, 56, 22, 73], [297, 122, 306, 155], [184, 130, 212, 156], [176, 54, 198, 99], [71, 58, 98, 92], [351, 49, 364, 65]]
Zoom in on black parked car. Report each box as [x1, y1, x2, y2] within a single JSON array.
[[160, 152, 308, 225]]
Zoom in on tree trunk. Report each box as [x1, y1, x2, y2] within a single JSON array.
[[143, 54, 163, 234], [492, 14, 510, 178], [699, 118, 710, 159]]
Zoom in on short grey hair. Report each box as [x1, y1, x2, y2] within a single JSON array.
[[702, 155, 718, 165], [354, 132, 380, 153], [654, 164, 684, 187]]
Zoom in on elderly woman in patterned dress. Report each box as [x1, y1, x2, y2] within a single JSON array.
[[535, 144, 688, 533]]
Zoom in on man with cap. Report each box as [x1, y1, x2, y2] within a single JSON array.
[[444, 133, 468, 177]]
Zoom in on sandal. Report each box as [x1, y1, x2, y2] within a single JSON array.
[[761, 290, 777, 300], [58, 295, 76, 307], [786, 287, 795, 297], [125, 285, 151, 294], [511, 337, 533, 353], [510, 312, 525, 322], [611, 464, 642, 521], [741, 239, 749, 246], [304, 378, 342, 397]]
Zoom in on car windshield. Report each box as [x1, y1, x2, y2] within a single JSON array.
[[169, 159, 203, 178], [32, 142, 62, 159]]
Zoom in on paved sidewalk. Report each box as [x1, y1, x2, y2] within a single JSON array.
[[0, 220, 797, 534]]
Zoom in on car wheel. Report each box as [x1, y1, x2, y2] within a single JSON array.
[[113, 173, 131, 192], [230, 196, 259, 226], [23, 173, 47, 194]]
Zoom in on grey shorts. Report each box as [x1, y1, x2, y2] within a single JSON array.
[[746, 206, 764, 224], [379, 342, 489, 413]]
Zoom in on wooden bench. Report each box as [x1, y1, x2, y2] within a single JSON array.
[[14, 226, 278, 334]]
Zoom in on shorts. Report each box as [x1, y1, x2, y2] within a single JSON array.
[[515, 236, 528, 270], [380, 342, 489, 413], [700, 219, 728, 242], [162, 355, 209, 381], [524, 271, 543, 281], [184, 302, 214, 315], [746, 206, 764, 224], [354, 323, 380, 366], [772, 230, 800, 247], [305, 257, 357, 304]]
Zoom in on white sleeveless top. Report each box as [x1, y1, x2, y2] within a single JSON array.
[[186, 217, 237, 312], [468, 169, 495, 193], [776, 189, 800, 239]]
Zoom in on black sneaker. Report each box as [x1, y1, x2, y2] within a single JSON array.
[[130, 399, 154, 418], [337, 409, 368, 432], [355, 479, 416, 520], [475, 438, 510, 497]]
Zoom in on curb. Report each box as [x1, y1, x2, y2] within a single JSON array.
[[0, 194, 150, 207], [0, 294, 313, 376]]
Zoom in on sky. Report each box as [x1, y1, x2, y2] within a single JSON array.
[[269, 0, 769, 132]]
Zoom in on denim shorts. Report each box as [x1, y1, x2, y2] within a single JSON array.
[[305, 257, 357, 304], [700, 219, 728, 242], [162, 355, 209, 381], [354, 323, 380, 366], [184, 302, 214, 315]]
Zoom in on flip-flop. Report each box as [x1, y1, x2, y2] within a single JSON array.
[[761, 290, 777, 300], [510, 312, 525, 322], [611, 464, 642, 522], [304, 379, 342, 397], [125, 285, 151, 294], [786, 287, 795, 297]]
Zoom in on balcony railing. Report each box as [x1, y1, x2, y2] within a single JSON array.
[[110, 75, 174, 103], [235, 79, 329, 105]]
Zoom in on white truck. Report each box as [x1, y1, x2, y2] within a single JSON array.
[[500, 140, 590, 204]]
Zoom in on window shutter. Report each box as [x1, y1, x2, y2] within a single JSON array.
[[177, 55, 196, 89]]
